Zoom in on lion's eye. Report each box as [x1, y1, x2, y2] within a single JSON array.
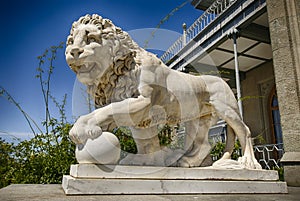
[[87, 36, 96, 44], [67, 37, 74, 45], [87, 33, 99, 44]]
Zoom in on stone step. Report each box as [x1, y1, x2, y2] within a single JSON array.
[[70, 164, 279, 181], [62, 164, 288, 195], [62, 175, 288, 195]]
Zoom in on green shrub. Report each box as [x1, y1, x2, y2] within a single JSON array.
[[0, 43, 76, 188], [0, 122, 75, 188], [210, 141, 226, 160], [273, 167, 284, 181], [0, 138, 16, 188], [113, 124, 175, 157], [210, 140, 241, 161], [113, 127, 137, 156]]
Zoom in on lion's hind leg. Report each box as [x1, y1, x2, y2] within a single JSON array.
[[211, 100, 261, 169], [177, 116, 216, 167]]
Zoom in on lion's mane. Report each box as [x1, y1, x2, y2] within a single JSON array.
[[69, 14, 159, 107]]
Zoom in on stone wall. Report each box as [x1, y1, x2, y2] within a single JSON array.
[[266, 0, 300, 186], [242, 61, 275, 144]]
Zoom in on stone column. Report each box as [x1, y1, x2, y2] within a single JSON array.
[[266, 0, 300, 186]]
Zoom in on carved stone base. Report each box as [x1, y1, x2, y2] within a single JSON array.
[[62, 164, 288, 195]]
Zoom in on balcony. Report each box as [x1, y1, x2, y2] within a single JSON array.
[[161, 0, 271, 88], [191, 0, 217, 10]]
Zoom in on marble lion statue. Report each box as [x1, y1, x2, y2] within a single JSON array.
[[65, 14, 261, 169]]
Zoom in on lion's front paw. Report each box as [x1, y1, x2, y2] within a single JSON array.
[[69, 116, 102, 144]]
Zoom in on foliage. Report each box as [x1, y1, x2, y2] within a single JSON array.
[[0, 123, 75, 186], [158, 124, 173, 147], [252, 133, 266, 145], [0, 138, 15, 188], [114, 124, 244, 163], [274, 167, 284, 181], [210, 141, 226, 160], [0, 43, 76, 189], [143, 0, 190, 48], [113, 127, 137, 156], [113, 124, 175, 158], [210, 140, 242, 161], [0, 87, 43, 136], [232, 140, 241, 160], [36, 43, 65, 134]]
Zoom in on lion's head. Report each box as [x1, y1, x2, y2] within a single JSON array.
[[66, 14, 142, 106]]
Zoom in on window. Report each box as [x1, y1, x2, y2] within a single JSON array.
[[269, 87, 283, 144]]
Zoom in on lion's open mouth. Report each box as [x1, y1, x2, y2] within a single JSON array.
[[72, 62, 101, 84], [78, 63, 96, 73], [71, 63, 96, 74]]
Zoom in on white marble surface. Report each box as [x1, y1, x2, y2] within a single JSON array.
[[66, 14, 261, 169], [62, 175, 288, 195], [62, 164, 287, 195], [75, 132, 120, 164], [70, 164, 279, 181]]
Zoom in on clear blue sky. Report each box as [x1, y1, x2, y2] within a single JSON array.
[[0, 0, 201, 141]]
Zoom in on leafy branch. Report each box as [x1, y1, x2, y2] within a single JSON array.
[[143, 0, 191, 49], [36, 42, 64, 134], [49, 94, 67, 125], [239, 95, 265, 102], [0, 86, 43, 136], [0, 42, 65, 137], [0, 42, 76, 188]]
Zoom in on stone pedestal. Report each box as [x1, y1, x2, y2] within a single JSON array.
[[280, 152, 300, 186], [266, 0, 300, 186], [62, 164, 287, 194]]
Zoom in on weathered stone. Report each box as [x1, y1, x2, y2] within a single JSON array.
[[272, 48, 297, 82], [65, 14, 261, 170], [2, 184, 300, 201], [241, 61, 274, 140], [75, 132, 120, 165], [267, 0, 300, 186], [269, 18, 290, 51], [62, 164, 288, 194], [281, 131, 300, 152], [62, 175, 288, 195], [283, 166, 300, 187], [266, 0, 287, 22], [69, 164, 279, 180]]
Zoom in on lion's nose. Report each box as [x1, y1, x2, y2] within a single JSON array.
[[70, 47, 84, 58]]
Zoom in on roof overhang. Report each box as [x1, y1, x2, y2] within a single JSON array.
[[191, 0, 215, 10], [180, 12, 271, 89]]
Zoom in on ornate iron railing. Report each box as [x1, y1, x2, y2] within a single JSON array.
[[175, 122, 284, 170], [208, 126, 284, 170], [160, 0, 237, 63], [253, 143, 284, 169], [210, 136, 284, 169]]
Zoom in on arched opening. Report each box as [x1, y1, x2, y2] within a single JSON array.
[[269, 86, 283, 144]]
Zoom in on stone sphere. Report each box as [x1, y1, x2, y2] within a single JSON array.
[[75, 132, 120, 164]]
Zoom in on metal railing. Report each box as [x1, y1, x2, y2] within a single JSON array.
[[210, 134, 284, 169], [160, 0, 237, 63], [175, 122, 284, 170], [254, 143, 284, 169]]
